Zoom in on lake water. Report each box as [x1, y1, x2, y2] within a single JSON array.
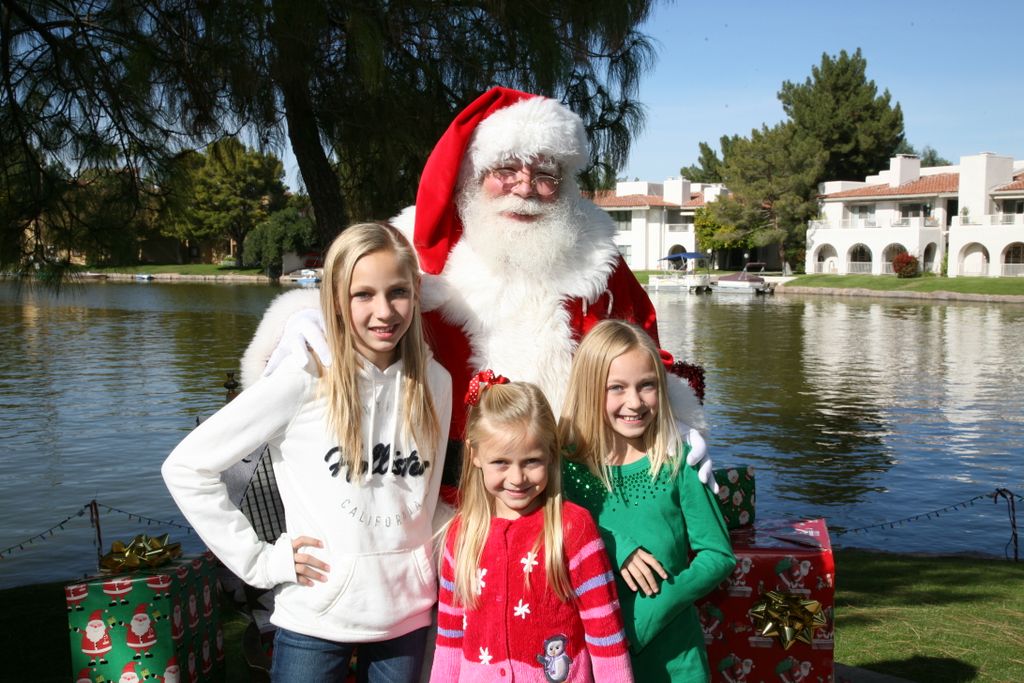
[[1, 281, 1021, 589]]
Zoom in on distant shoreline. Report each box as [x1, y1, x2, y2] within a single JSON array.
[[777, 284, 1024, 304], [98, 271, 272, 283]]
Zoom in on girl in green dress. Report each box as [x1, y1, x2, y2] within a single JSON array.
[[559, 320, 735, 682]]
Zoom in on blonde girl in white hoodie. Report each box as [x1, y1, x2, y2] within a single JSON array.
[[163, 222, 452, 682]]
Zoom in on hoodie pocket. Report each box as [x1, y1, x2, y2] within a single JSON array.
[[297, 552, 357, 616], [318, 542, 437, 628]]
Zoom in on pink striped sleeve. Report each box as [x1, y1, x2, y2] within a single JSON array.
[[565, 505, 634, 682], [429, 532, 464, 682]]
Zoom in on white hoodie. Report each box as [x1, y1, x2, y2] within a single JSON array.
[[162, 352, 452, 642]]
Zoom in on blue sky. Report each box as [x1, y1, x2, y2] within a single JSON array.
[[285, 1, 1022, 189], [623, 0, 1024, 181]]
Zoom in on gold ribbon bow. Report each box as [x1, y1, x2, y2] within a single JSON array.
[[748, 590, 828, 650], [100, 533, 182, 573]]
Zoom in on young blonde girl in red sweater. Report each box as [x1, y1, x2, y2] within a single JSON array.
[[429, 373, 633, 683]]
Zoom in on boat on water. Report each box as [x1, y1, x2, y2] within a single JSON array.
[[648, 252, 713, 293], [286, 268, 322, 286], [134, 273, 154, 281], [713, 262, 774, 295]]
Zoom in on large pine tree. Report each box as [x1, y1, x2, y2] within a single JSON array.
[[777, 48, 904, 182]]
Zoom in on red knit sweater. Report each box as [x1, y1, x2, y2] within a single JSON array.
[[429, 502, 633, 682]]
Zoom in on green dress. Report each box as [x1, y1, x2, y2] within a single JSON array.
[[563, 449, 735, 683]]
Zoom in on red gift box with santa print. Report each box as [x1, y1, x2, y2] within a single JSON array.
[[66, 551, 224, 683], [695, 518, 835, 683]]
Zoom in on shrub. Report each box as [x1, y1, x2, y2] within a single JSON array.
[[892, 252, 920, 278]]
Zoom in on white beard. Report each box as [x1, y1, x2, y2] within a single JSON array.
[[130, 615, 150, 636], [85, 621, 105, 643], [457, 188, 579, 279], [440, 185, 618, 412]]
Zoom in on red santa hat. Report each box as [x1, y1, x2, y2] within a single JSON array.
[[133, 603, 149, 616], [413, 86, 590, 274], [88, 609, 104, 624], [121, 661, 137, 676], [76, 669, 92, 683]]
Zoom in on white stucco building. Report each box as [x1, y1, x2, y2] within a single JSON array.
[[805, 152, 1024, 277], [591, 179, 728, 270]]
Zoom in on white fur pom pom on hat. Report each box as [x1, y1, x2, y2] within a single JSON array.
[[463, 96, 589, 180]]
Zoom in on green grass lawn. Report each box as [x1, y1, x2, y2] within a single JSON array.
[[785, 274, 1024, 296], [85, 263, 266, 277], [7, 549, 1021, 682]]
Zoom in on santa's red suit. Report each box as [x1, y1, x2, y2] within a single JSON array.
[[126, 605, 158, 654], [80, 611, 112, 659], [240, 88, 703, 443]]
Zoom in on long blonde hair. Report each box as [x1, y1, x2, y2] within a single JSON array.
[[318, 222, 439, 481], [559, 320, 682, 487], [446, 381, 572, 608]]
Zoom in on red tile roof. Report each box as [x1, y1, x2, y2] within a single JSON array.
[[822, 173, 959, 199], [994, 178, 1024, 192], [591, 193, 680, 208], [683, 192, 706, 208]]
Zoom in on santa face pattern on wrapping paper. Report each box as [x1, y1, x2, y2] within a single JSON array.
[[202, 580, 213, 617], [66, 583, 88, 610], [80, 616, 113, 662], [163, 663, 180, 683], [171, 603, 184, 641], [125, 606, 158, 656], [187, 592, 199, 628], [103, 578, 133, 605]]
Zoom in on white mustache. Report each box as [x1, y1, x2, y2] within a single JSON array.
[[490, 196, 546, 216]]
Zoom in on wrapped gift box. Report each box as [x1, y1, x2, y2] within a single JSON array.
[[713, 465, 756, 529], [66, 551, 224, 682], [696, 518, 835, 683]]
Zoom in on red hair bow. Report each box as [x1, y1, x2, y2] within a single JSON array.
[[465, 370, 510, 406]]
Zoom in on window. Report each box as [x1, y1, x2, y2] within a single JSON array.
[[617, 244, 632, 262], [608, 210, 632, 233], [851, 204, 876, 218]]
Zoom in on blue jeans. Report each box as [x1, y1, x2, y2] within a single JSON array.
[[272, 626, 429, 683]]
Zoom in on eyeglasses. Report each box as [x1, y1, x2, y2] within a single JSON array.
[[487, 167, 562, 197]]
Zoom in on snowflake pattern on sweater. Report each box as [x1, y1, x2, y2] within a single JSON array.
[[429, 502, 634, 683]]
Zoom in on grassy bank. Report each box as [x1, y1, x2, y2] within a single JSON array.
[[784, 274, 1024, 296], [86, 263, 265, 277], [6, 549, 1021, 682]]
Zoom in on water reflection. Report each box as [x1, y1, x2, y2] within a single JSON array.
[[0, 282, 1022, 589], [652, 291, 1023, 541]]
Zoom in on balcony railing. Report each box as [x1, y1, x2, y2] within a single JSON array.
[[848, 262, 872, 273], [1002, 263, 1024, 277], [952, 214, 1024, 227], [811, 216, 942, 230], [665, 223, 692, 232]]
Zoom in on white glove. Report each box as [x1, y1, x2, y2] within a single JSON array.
[[684, 428, 718, 494], [263, 307, 331, 376]]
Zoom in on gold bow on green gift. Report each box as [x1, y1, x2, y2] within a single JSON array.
[[100, 533, 182, 573], [749, 590, 828, 650]]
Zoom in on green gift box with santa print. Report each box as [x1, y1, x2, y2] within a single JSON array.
[[66, 551, 224, 682], [712, 465, 756, 529]]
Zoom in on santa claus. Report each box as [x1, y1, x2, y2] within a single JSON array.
[[242, 87, 711, 488], [162, 656, 181, 683], [125, 603, 158, 657], [119, 661, 140, 683], [79, 609, 112, 664]]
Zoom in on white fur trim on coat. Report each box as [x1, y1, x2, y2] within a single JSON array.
[[240, 288, 320, 389], [666, 374, 707, 436]]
